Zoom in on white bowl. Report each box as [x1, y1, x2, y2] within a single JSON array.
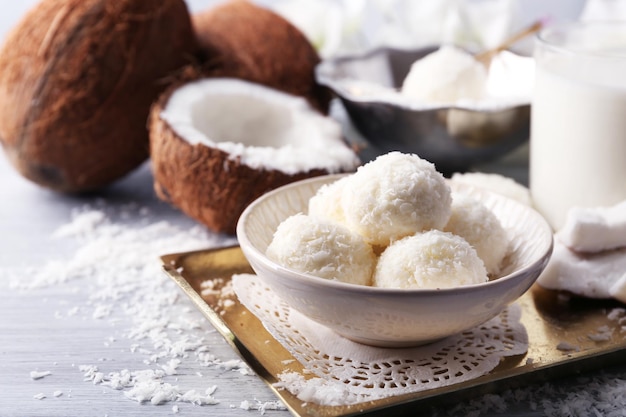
[[236, 174, 553, 347]]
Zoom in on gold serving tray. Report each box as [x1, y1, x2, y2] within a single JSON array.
[[161, 246, 626, 417]]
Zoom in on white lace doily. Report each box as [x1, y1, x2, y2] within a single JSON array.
[[232, 274, 528, 406]]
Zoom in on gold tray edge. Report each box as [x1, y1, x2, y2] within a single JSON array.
[[160, 255, 304, 417]]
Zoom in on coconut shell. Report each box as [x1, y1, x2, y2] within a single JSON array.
[[0, 0, 198, 192], [149, 74, 333, 235], [192, 0, 332, 114]]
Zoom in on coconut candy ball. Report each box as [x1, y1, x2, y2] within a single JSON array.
[[266, 213, 376, 286], [308, 176, 349, 224], [374, 230, 488, 289], [401, 45, 487, 104], [450, 172, 532, 206], [341, 152, 452, 246], [444, 193, 509, 276]]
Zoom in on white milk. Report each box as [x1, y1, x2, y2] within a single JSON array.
[[530, 23, 626, 231], [531, 64, 626, 230]]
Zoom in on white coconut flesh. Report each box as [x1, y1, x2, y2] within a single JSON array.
[[160, 78, 359, 174]]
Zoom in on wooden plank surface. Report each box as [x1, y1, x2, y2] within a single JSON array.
[[2, 2, 626, 416]]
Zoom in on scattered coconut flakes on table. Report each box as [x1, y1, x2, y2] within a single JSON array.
[[200, 277, 238, 314], [434, 371, 626, 416], [30, 370, 52, 380], [8, 202, 290, 411]]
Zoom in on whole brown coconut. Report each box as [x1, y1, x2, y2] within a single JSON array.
[[0, 0, 198, 192], [192, 0, 332, 114]]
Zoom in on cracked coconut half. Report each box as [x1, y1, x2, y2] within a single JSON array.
[[150, 76, 360, 234]]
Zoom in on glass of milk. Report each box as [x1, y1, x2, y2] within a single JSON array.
[[531, 22, 626, 231]]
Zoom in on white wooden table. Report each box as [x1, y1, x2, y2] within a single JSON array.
[[3, 2, 626, 416], [4, 119, 625, 417], [0, 156, 290, 416]]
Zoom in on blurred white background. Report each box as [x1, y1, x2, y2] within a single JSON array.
[[0, 0, 603, 58]]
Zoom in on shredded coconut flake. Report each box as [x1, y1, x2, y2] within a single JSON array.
[[239, 399, 287, 414], [556, 341, 580, 352], [10, 204, 254, 409], [30, 370, 52, 380], [586, 325, 613, 342], [275, 372, 358, 406]]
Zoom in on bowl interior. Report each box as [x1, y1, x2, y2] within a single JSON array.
[[237, 174, 553, 347]]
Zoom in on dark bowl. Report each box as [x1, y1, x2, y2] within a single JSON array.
[[316, 46, 531, 174]]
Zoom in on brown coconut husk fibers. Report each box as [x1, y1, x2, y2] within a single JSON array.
[[192, 0, 332, 114], [0, 0, 198, 192]]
